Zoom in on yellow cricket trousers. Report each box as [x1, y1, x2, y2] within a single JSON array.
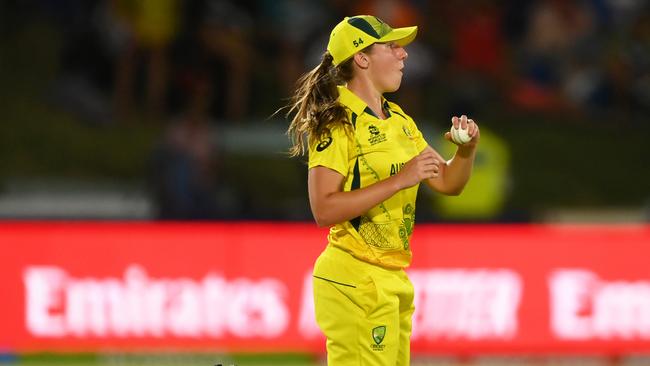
[[313, 245, 415, 366]]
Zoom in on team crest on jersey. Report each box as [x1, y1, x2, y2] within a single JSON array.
[[316, 137, 333, 152], [367, 125, 387, 145]]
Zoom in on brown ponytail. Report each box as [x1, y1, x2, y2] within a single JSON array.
[[285, 52, 354, 157]]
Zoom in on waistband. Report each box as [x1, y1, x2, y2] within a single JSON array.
[[324, 244, 405, 274]]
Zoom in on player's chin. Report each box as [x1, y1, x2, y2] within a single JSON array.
[[386, 78, 402, 93]]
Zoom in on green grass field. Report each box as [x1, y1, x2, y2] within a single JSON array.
[[2, 354, 642, 366], [1, 353, 321, 366], [0, 354, 452, 366]]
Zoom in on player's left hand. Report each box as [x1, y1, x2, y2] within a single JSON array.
[[444, 114, 480, 148]]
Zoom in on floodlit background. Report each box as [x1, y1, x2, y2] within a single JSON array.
[[0, 0, 649, 365]]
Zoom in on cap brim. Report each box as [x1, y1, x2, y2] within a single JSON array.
[[379, 26, 417, 47]]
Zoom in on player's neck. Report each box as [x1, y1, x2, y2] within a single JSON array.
[[347, 78, 386, 119]]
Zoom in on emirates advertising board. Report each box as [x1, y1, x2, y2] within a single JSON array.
[[1, 222, 650, 355]]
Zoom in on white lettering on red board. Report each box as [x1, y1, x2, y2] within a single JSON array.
[[549, 269, 650, 340], [24, 265, 526, 341], [409, 269, 523, 340], [298, 271, 321, 339], [23, 265, 289, 338]]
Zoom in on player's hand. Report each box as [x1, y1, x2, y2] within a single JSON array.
[[396, 150, 440, 189], [444, 115, 480, 147]]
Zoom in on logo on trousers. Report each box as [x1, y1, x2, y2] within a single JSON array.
[[371, 325, 386, 351]]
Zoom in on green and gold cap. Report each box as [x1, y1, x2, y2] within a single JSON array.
[[327, 15, 417, 66]]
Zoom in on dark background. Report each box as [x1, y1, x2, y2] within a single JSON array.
[[0, 0, 648, 222]]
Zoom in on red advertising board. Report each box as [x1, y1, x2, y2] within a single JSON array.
[[1, 222, 650, 355]]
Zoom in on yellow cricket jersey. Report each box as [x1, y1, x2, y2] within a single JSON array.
[[308, 86, 429, 269]]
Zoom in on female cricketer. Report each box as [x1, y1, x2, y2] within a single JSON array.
[[286, 15, 480, 365]]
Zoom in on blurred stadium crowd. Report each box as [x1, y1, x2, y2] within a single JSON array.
[[21, 0, 650, 121], [0, 0, 649, 221]]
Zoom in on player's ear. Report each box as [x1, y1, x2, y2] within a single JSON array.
[[353, 52, 369, 69]]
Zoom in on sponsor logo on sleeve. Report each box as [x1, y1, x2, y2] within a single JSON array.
[[316, 137, 333, 152]]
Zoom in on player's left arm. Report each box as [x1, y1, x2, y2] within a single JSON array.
[[424, 115, 480, 195]]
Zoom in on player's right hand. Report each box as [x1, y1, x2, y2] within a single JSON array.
[[396, 150, 440, 189]]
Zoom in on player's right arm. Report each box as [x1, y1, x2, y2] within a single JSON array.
[[308, 151, 438, 227]]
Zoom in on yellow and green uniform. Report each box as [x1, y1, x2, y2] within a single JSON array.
[[309, 86, 428, 269], [309, 86, 428, 366]]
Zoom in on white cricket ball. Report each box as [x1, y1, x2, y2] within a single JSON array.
[[450, 125, 472, 145]]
